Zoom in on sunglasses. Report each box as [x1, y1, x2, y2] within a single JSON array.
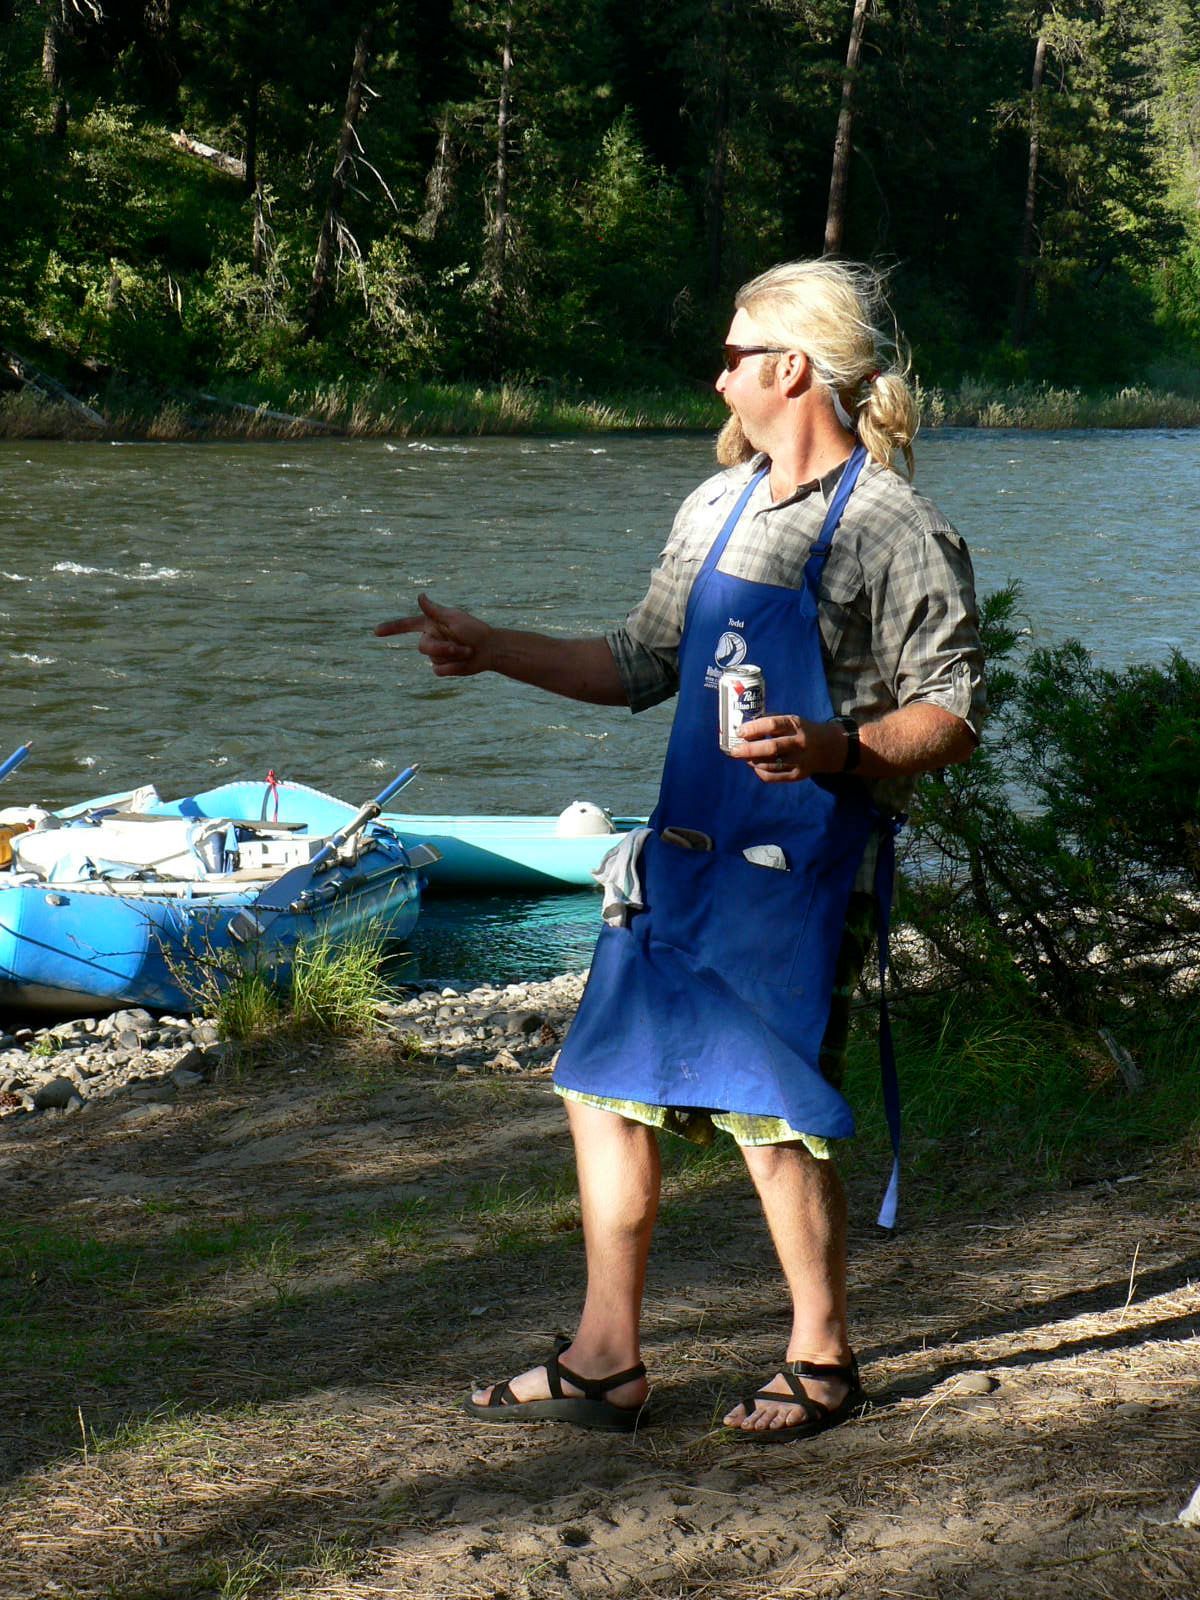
[[722, 344, 787, 371]]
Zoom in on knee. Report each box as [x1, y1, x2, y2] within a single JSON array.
[[741, 1139, 824, 1183]]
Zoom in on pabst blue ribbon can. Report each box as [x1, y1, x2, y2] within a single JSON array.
[[718, 665, 765, 753]]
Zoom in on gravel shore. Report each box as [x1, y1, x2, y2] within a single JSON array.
[[0, 970, 589, 1122]]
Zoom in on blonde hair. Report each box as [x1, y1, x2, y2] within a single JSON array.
[[736, 258, 919, 475]]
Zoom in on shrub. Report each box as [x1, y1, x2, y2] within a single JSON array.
[[903, 586, 1200, 1026]]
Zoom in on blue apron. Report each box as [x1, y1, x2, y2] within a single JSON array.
[[556, 446, 885, 1150]]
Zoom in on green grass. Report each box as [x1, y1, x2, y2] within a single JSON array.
[[840, 988, 1200, 1208], [287, 925, 390, 1035], [183, 923, 394, 1048]]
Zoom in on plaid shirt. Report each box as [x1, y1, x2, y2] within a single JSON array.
[[606, 453, 985, 818]]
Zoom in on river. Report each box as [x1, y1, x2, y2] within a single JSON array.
[[2, 429, 1196, 981]]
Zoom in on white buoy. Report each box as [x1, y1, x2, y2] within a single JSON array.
[[555, 801, 615, 838]]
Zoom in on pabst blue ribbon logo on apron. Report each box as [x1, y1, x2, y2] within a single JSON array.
[[706, 626, 748, 689], [715, 630, 747, 668]]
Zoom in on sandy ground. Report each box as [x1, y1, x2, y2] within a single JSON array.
[[0, 1004, 1198, 1600]]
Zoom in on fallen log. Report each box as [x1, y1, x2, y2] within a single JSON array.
[[1098, 1026, 1144, 1093], [191, 391, 339, 434], [169, 131, 246, 181], [0, 346, 108, 430]]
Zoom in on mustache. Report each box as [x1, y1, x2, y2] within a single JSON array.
[[715, 412, 756, 468]]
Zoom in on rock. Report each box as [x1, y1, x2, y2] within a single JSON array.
[[14, 1028, 33, 1045], [1179, 1484, 1200, 1527], [119, 1102, 172, 1124], [487, 1049, 523, 1073], [953, 1373, 999, 1396], [507, 1011, 545, 1037], [116, 1029, 142, 1053], [32, 1076, 79, 1111], [443, 1026, 473, 1048], [170, 1045, 212, 1077], [170, 1067, 205, 1090], [1113, 1401, 1154, 1420], [110, 1008, 157, 1036], [129, 1079, 177, 1104], [193, 1020, 220, 1045]]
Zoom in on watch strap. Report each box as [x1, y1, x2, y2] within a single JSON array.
[[833, 716, 861, 773]]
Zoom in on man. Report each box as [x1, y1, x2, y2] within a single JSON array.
[[376, 258, 984, 1439]]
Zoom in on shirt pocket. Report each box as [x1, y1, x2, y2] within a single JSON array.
[[817, 561, 865, 660]]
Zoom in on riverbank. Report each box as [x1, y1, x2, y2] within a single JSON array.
[[1, 970, 1198, 1599], [0, 380, 724, 442], [5, 375, 1200, 442]]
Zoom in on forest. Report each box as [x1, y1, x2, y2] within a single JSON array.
[[3, 0, 1200, 418]]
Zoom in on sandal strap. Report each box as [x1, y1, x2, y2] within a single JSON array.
[[487, 1341, 648, 1408], [744, 1370, 825, 1422], [789, 1354, 859, 1384], [550, 1338, 646, 1400]]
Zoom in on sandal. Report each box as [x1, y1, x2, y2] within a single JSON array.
[[731, 1354, 864, 1444], [464, 1337, 650, 1432]]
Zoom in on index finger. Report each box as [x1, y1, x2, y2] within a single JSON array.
[[373, 615, 427, 637], [735, 716, 783, 742]]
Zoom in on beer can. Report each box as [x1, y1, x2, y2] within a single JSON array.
[[718, 665, 765, 752]]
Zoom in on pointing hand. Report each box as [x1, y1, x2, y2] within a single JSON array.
[[374, 593, 494, 677]]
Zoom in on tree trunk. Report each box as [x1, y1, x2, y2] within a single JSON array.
[[306, 17, 374, 336], [704, 0, 732, 297], [244, 73, 260, 197], [417, 109, 454, 240], [486, 2, 514, 364], [823, 0, 871, 256], [42, 2, 67, 138], [1012, 33, 1047, 348]]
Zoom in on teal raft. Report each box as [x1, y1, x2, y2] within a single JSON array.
[[380, 802, 644, 892]]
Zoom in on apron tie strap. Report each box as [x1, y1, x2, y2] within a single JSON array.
[[874, 813, 905, 1230]]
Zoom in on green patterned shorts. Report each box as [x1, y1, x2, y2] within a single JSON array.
[[556, 890, 879, 1161]]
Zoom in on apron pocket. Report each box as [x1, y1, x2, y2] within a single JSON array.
[[640, 832, 817, 993]]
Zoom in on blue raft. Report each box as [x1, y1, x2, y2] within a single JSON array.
[[0, 778, 435, 1015]]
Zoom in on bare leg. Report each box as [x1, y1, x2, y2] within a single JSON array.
[[723, 1142, 854, 1432], [471, 1099, 658, 1408]]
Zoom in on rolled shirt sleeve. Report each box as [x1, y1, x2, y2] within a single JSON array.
[[867, 520, 986, 740]]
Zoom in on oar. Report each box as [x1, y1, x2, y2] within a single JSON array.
[[254, 764, 421, 912], [0, 741, 32, 785]]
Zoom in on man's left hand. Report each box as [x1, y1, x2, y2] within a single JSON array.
[[730, 715, 844, 782]]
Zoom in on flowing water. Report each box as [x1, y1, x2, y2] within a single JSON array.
[[2, 429, 1197, 983]]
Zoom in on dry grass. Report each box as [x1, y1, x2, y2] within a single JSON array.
[[1, 1027, 1198, 1600]]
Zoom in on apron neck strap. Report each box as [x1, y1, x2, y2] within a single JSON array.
[[699, 465, 769, 582], [809, 443, 869, 561]]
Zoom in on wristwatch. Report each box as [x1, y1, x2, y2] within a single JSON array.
[[832, 716, 861, 773]]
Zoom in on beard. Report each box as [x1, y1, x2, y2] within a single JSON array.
[[715, 411, 756, 468]]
